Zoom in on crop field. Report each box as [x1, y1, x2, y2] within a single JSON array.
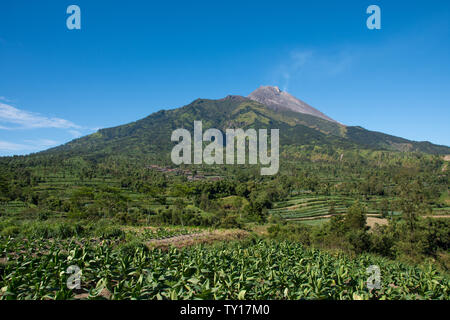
[[1, 143, 449, 302], [270, 195, 381, 220], [1, 238, 448, 300], [0, 201, 29, 215], [294, 218, 331, 226], [432, 207, 450, 216], [269, 194, 422, 223]]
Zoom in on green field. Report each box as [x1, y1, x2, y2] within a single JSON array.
[[1, 139, 449, 300], [270, 195, 384, 220], [1, 238, 448, 300]]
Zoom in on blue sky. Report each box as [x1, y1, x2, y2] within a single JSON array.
[[1, 0, 449, 156]]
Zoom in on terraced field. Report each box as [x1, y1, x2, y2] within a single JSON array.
[[0, 172, 210, 221], [270, 195, 360, 220], [271, 194, 448, 226], [432, 207, 450, 216], [0, 201, 29, 215]]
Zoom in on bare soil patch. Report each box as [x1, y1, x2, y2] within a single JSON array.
[[367, 217, 388, 229], [146, 229, 249, 249]]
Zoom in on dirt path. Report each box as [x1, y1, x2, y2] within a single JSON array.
[[146, 229, 249, 249]]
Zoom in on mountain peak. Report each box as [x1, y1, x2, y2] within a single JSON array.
[[219, 95, 247, 102], [248, 85, 339, 123]]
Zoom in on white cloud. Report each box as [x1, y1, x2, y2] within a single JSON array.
[[0, 100, 100, 155], [0, 141, 29, 151], [0, 102, 80, 130], [0, 139, 59, 154]]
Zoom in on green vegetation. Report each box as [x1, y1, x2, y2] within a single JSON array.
[[0, 96, 449, 300], [1, 239, 448, 300]]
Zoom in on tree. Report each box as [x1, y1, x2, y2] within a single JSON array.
[[0, 175, 9, 199], [380, 198, 389, 218], [345, 201, 367, 230]]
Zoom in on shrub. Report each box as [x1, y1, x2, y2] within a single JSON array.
[[96, 226, 125, 240], [119, 240, 149, 256], [1, 226, 20, 237]]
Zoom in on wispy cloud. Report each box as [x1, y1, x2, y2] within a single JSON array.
[[0, 141, 29, 151], [275, 48, 355, 92], [0, 102, 80, 130], [68, 129, 83, 138], [0, 100, 98, 155], [0, 96, 14, 103], [24, 139, 59, 147], [279, 50, 313, 92], [0, 139, 59, 153]]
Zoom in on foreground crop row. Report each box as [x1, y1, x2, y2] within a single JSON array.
[[0, 238, 448, 300]]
